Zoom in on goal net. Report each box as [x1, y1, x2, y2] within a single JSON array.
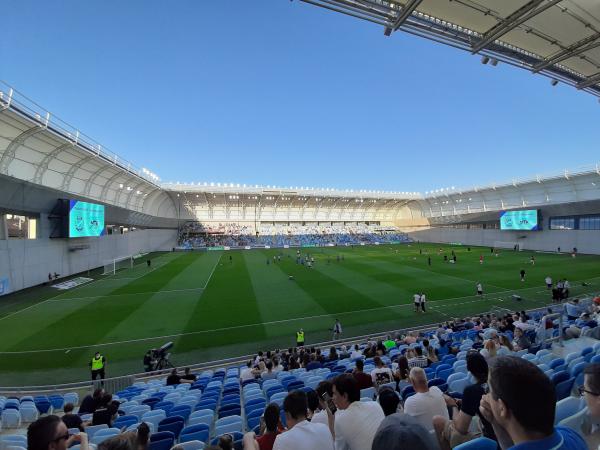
[[102, 255, 134, 275]]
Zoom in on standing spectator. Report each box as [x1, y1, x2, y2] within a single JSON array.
[[352, 359, 373, 390], [272, 391, 333, 450], [579, 363, 600, 449], [433, 353, 496, 448], [28, 415, 88, 450], [92, 394, 119, 427], [408, 346, 429, 368], [371, 356, 394, 388], [403, 367, 448, 432], [243, 403, 280, 450], [89, 352, 106, 384], [479, 356, 587, 450], [61, 403, 84, 432], [327, 374, 385, 450]]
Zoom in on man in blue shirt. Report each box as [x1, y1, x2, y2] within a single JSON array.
[[479, 356, 587, 450]]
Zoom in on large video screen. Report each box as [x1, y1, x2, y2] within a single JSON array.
[[69, 200, 105, 238], [500, 210, 539, 231]]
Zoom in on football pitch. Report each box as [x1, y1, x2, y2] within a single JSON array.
[[1, 243, 600, 386]]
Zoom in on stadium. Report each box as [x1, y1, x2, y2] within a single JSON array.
[[1, 1, 600, 450]]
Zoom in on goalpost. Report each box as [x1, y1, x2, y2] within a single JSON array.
[[102, 255, 134, 275]]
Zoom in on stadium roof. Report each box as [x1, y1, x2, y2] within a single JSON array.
[[298, 0, 600, 98]]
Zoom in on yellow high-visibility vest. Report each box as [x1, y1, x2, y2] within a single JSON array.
[[91, 356, 104, 370], [296, 331, 304, 343]]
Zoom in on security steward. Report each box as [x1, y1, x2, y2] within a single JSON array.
[[90, 351, 106, 383], [296, 328, 305, 347]]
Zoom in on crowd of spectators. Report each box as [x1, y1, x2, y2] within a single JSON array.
[[20, 297, 600, 450], [178, 222, 410, 249]]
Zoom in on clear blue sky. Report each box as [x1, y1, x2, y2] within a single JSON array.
[[2, 0, 598, 193]]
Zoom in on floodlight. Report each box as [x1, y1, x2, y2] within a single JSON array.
[[490, 58, 498, 66], [481, 56, 489, 65], [551, 79, 558, 86]]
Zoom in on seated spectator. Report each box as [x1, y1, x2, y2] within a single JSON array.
[[181, 367, 197, 382], [565, 299, 583, 320], [272, 391, 333, 450], [512, 327, 531, 351], [217, 434, 233, 450], [479, 356, 587, 449], [92, 394, 119, 427], [61, 403, 84, 432], [377, 387, 400, 416], [261, 361, 278, 380], [272, 357, 283, 372], [166, 368, 193, 385], [352, 359, 373, 390], [327, 373, 385, 450], [79, 388, 103, 415], [408, 346, 429, 368], [498, 335, 514, 354], [372, 413, 440, 450], [28, 415, 89, 450], [403, 367, 448, 432], [350, 344, 363, 360], [371, 356, 394, 388], [422, 339, 438, 363], [328, 346, 339, 361], [394, 355, 411, 391], [240, 360, 256, 382], [580, 363, 600, 449], [97, 433, 137, 450], [480, 339, 498, 360], [312, 381, 333, 426], [243, 403, 280, 450], [305, 354, 322, 371], [565, 312, 598, 339], [433, 353, 496, 449]]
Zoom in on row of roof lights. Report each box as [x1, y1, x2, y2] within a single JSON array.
[[172, 181, 418, 195], [118, 183, 144, 195]]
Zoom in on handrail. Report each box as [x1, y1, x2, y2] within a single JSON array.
[[0, 80, 160, 187]]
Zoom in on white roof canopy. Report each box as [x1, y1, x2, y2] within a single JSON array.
[[298, 0, 600, 97]]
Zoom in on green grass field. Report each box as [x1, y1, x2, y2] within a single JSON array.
[[1, 243, 600, 386]]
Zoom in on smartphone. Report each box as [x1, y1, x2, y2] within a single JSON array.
[[321, 392, 337, 414]]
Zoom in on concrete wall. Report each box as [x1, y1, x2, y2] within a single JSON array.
[[409, 227, 600, 254], [0, 228, 177, 295]]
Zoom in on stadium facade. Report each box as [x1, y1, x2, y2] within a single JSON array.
[[1, 82, 600, 294]]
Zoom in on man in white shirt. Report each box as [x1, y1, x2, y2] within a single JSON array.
[[273, 390, 333, 450], [414, 293, 421, 312], [403, 367, 448, 432], [545, 276, 552, 289], [328, 373, 385, 450], [370, 356, 394, 388]]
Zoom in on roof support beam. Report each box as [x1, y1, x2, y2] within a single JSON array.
[[386, 0, 423, 35], [533, 32, 600, 73], [471, 0, 562, 54], [576, 71, 600, 90]]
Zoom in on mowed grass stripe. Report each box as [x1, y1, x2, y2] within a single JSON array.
[[243, 251, 329, 327], [270, 250, 404, 324], [5, 253, 196, 354], [176, 251, 268, 352]]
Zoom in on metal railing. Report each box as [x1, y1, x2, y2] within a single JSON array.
[[0, 80, 161, 187]]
